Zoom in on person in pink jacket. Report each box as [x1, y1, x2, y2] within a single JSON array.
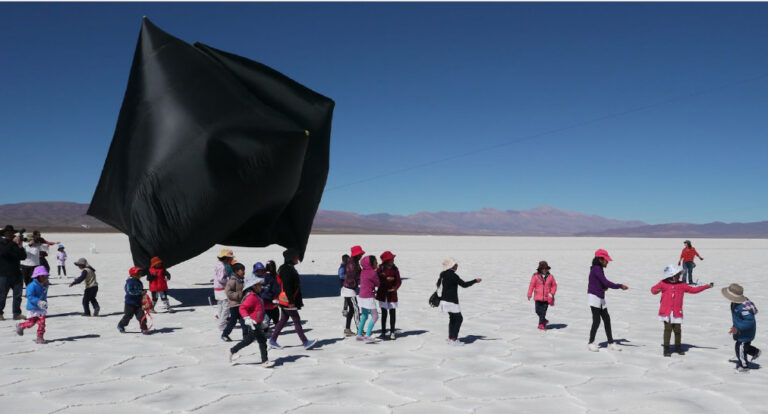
[[356, 255, 380, 343], [527, 261, 557, 330], [228, 274, 273, 368], [651, 264, 713, 357]]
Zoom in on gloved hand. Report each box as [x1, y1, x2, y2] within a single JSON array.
[[38, 300, 48, 310], [243, 316, 253, 326]]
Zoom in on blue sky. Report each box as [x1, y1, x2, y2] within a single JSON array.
[[1, 3, 766, 224]]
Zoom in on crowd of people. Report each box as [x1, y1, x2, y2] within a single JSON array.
[[0, 226, 760, 372]]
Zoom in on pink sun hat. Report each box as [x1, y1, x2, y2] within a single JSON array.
[[31, 265, 49, 278], [594, 249, 613, 261]]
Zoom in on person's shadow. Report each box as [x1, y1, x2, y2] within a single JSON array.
[[44, 312, 84, 319], [675, 343, 718, 353], [47, 334, 101, 342], [729, 359, 761, 370], [147, 327, 182, 335], [311, 338, 345, 349], [545, 323, 568, 330], [460, 335, 499, 344], [599, 338, 640, 348], [395, 330, 428, 338]]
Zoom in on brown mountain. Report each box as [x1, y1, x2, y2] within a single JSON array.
[[576, 221, 768, 238]]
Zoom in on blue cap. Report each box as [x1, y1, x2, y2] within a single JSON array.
[[253, 262, 265, 272]]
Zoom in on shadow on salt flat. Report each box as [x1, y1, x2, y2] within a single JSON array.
[[311, 337, 345, 349], [45, 312, 84, 319], [599, 338, 641, 348], [47, 334, 101, 342], [396, 330, 428, 338], [240, 355, 309, 367], [546, 323, 568, 330], [461, 335, 499, 344], [148, 327, 182, 335], [728, 359, 761, 370]]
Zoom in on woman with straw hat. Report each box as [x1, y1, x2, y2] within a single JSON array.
[[437, 258, 482, 346]]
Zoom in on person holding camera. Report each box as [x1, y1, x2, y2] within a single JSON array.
[[0, 225, 27, 320]]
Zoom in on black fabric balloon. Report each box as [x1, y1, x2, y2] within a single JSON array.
[[87, 18, 334, 268]]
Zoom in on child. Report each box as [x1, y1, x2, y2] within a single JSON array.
[[69, 258, 100, 316], [268, 248, 317, 350], [228, 274, 274, 367], [376, 251, 401, 340], [56, 245, 67, 277], [222, 262, 248, 342], [118, 266, 150, 334], [722, 283, 761, 372], [213, 249, 234, 331], [438, 258, 482, 346], [147, 256, 172, 312], [651, 264, 713, 356], [527, 260, 557, 330], [258, 261, 281, 331], [15, 266, 49, 344], [357, 255, 380, 343], [342, 246, 364, 337]]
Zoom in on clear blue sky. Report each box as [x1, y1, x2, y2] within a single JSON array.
[[1, 3, 766, 224]]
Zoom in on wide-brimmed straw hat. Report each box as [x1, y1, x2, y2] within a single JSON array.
[[721, 283, 746, 303], [73, 258, 89, 267], [217, 249, 234, 259], [442, 257, 457, 271]]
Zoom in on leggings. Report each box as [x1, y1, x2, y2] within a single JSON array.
[[83, 286, 100, 315], [589, 306, 613, 344], [19, 315, 46, 338], [270, 308, 308, 344], [380, 308, 396, 335], [535, 301, 549, 325], [448, 312, 463, 340], [231, 323, 268, 362], [663, 322, 681, 348], [57, 265, 67, 276], [345, 297, 360, 330], [358, 307, 378, 337], [735, 341, 760, 368]]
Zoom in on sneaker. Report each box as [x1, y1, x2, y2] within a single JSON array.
[[588, 343, 599, 352], [538, 323, 546, 330], [303, 339, 318, 350], [227, 350, 235, 364], [364, 336, 379, 344], [221, 335, 232, 342], [608, 343, 622, 352], [93, 308, 100, 317], [752, 349, 761, 362], [117, 326, 126, 333], [13, 314, 26, 321], [262, 360, 275, 368], [15, 323, 23, 336], [736, 366, 750, 373], [356, 335, 365, 341], [447, 339, 464, 347], [344, 329, 355, 337], [389, 332, 396, 341], [268, 339, 282, 349], [34, 337, 46, 344]]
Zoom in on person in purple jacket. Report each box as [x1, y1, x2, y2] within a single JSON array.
[[587, 249, 628, 352], [356, 255, 380, 343]]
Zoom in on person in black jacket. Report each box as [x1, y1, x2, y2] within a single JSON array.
[[0, 225, 27, 320], [267, 248, 317, 350], [438, 258, 482, 346]]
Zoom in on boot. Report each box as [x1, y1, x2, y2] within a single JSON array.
[[13, 314, 26, 320], [663, 346, 671, 357], [676, 346, 685, 355], [344, 329, 354, 337]]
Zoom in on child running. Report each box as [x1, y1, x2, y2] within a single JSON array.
[[342, 246, 364, 337], [376, 251, 401, 340], [258, 261, 280, 331], [15, 266, 49, 344], [587, 249, 628, 352], [228, 273, 274, 367], [56, 245, 67, 277], [268, 248, 317, 350], [651, 264, 713, 356], [221, 262, 247, 342], [357, 255, 380, 343], [118, 267, 149, 334], [69, 258, 100, 317], [527, 260, 557, 330], [722, 283, 761, 372], [147, 256, 172, 312]]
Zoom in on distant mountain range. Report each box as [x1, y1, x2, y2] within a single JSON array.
[[1, 202, 766, 238]]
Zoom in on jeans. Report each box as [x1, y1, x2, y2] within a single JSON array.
[[83, 286, 100, 315], [589, 306, 613, 344], [535, 300, 549, 325], [448, 312, 463, 340], [270, 308, 308, 344], [0, 276, 23, 316], [231, 323, 268, 362], [222, 306, 247, 339], [682, 261, 695, 284], [118, 304, 148, 330]]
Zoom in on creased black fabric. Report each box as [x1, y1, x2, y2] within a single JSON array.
[[88, 18, 334, 268]]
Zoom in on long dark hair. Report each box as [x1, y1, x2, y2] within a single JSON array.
[[265, 260, 277, 275], [684, 240, 692, 248], [592, 257, 604, 267]]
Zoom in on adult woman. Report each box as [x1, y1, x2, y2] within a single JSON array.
[[678, 240, 703, 285], [438, 258, 482, 346], [587, 249, 628, 352]]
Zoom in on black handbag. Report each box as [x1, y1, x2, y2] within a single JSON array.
[[428, 275, 443, 307]]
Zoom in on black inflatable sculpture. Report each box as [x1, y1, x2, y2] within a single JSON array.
[[88, 18, 334, 268]]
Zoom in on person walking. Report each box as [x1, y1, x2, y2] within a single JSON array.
[[587, 249, 628, 352], [69, 258, 100, 316], [15, 266, 50, 344], [678, 240, 704, 285], [722, 283, 761, 372], [438, 258, 482, 346], [213, 249, 235, 331], [268, 248, 317, 350], [0, 225, 27, 321], [527, 260, 557, 330]]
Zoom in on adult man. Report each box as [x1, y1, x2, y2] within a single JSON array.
[[0, 225, 27, 320]]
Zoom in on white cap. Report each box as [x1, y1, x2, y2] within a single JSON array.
[[664, 264, 682, 279], [243, 274, 264, 290]]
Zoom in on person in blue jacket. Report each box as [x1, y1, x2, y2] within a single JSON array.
[[15, 266, 49, 344], [118, 267, 149, 334], [722, 283, 760, 372]]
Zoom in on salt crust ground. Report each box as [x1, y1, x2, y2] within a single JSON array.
[[1, 234, 766, 413]]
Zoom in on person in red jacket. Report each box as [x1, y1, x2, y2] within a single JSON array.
[[376, 251, 402, 340], [147, 256, 172, 312], [651, 264, 713, 357], [527, 261, 557, 330], [678, 240, 704, 285], [228, 273, 273, 368]]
